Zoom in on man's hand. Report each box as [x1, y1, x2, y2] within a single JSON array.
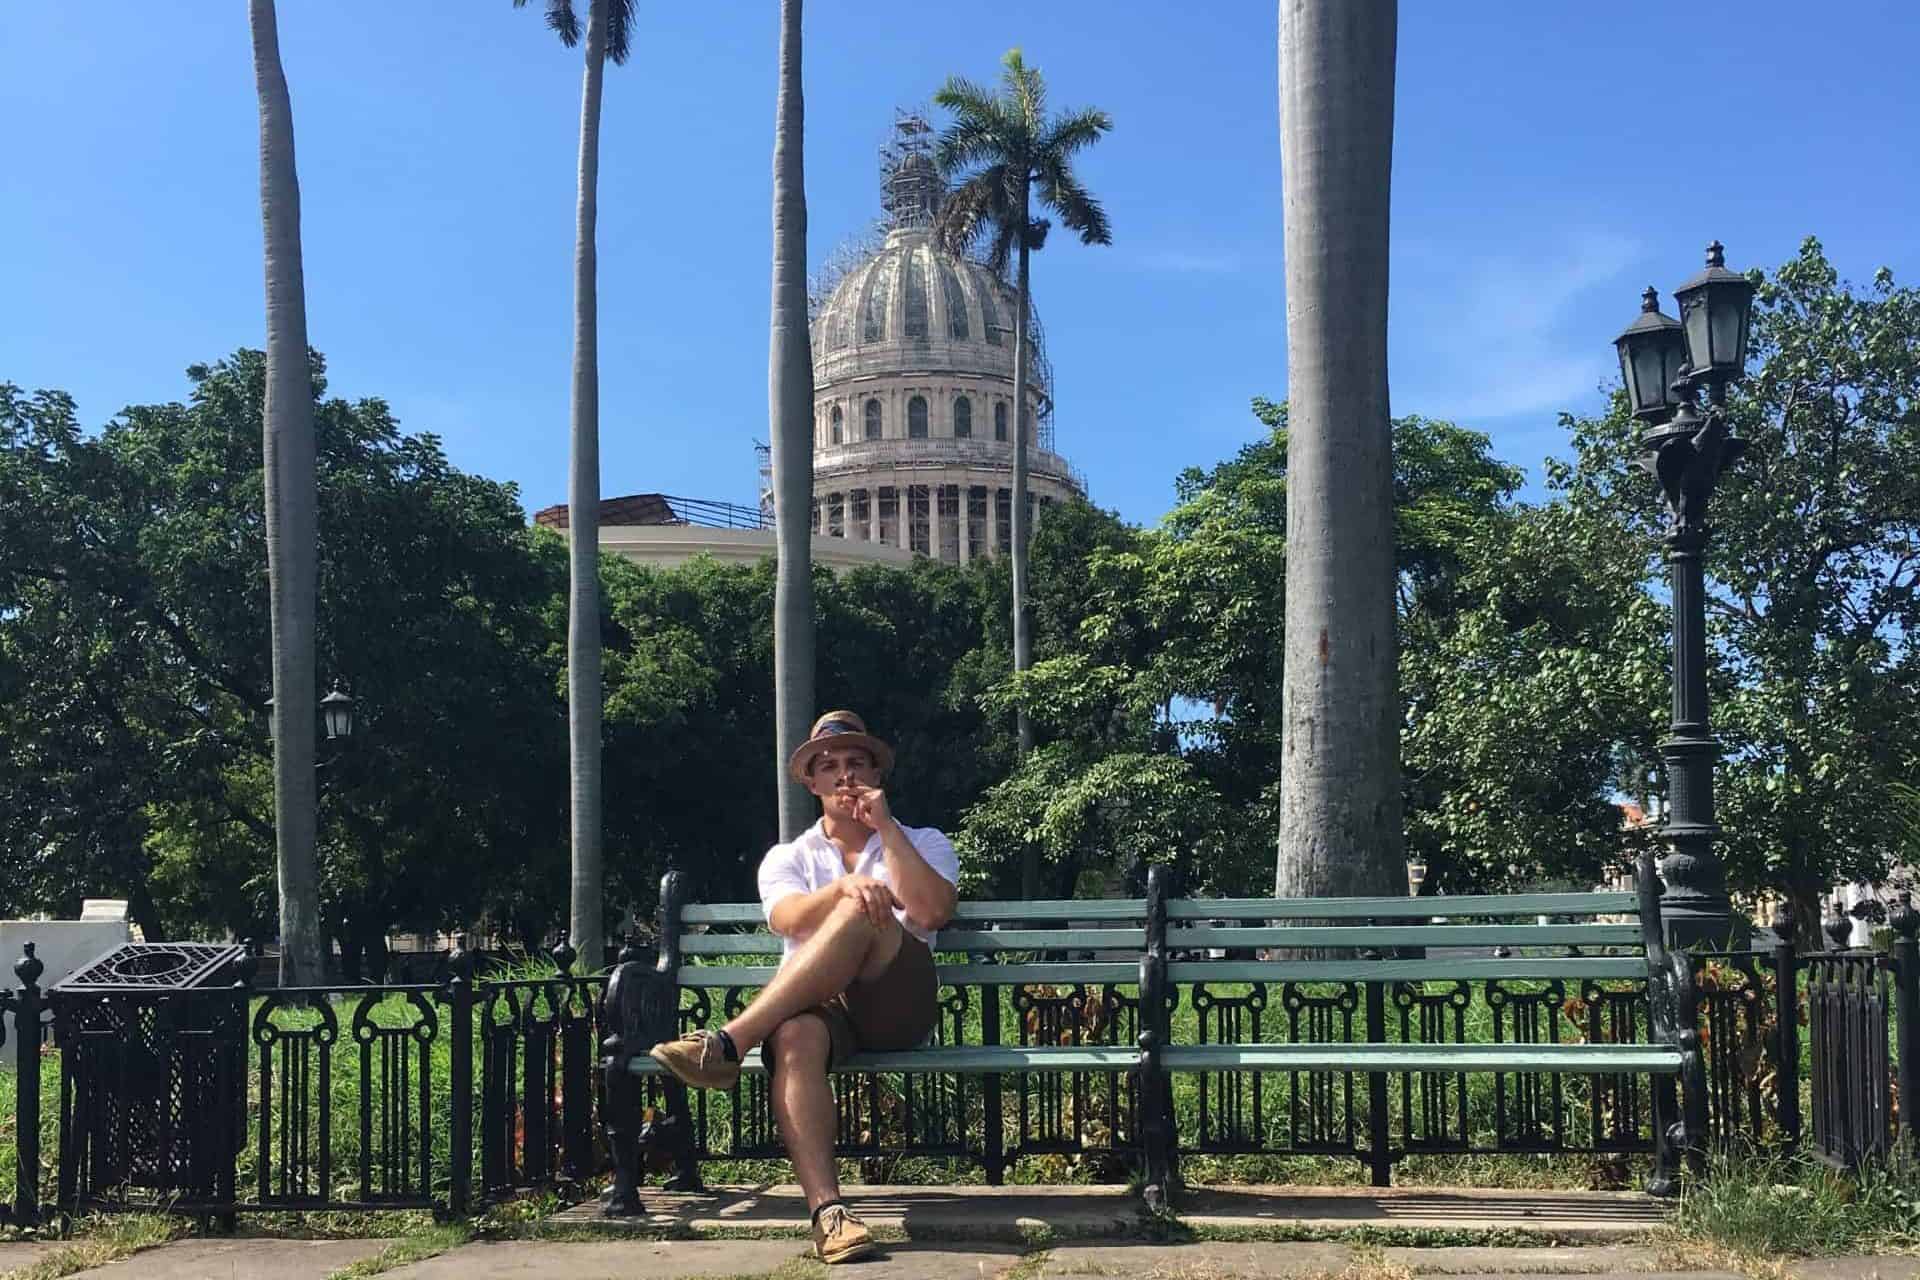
[[836, 873, 899, 928], [844, 783, 895, 834]]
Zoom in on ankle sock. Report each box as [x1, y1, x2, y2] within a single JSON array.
[[715, 1028, 740, 1063]]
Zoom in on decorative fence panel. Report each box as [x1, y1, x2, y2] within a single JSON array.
[[5, 911, 1920, 1226]]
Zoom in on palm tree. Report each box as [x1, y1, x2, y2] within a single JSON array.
[[933, 50, 1112, 895], [517, 0, 635, 970], [769, 0, 815, 841], [249, 0, 324, 987], [1274, 0, 1403, 900]]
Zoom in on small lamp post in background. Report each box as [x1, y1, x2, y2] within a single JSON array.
[[320, 687, 356, 741], [1405, 857, 1428, 899], [1614, 242, 1757, 948]]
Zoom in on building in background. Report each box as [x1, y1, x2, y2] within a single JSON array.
[[539, 112, 1086, 574], [806, 112, 1086, 563]]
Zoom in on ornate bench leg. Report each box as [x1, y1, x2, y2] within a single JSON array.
[[1137, 1032, 1175, 1212], [601, 1035, 646, 1217], [1647, 1073, 1681, 1198], [658, 1079, 706, 1193]]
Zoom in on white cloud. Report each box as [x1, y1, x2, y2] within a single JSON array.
[[1393, 229, 1639, 419]]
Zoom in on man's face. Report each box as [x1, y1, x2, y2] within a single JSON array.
[[806, 744, 879, 814]]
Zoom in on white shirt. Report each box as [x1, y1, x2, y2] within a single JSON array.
[[757, 819, 960, 962]]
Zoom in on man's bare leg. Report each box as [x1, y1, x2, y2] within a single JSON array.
[[765, 1013, 841, 1212], [724, 898, 903, 1052]]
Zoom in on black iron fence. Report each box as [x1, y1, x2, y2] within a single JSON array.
[[0, 939, 607, 1228], [3, 909, 1919, 1225]]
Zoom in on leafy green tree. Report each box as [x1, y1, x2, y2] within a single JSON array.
[[515, 0, 638, 972], [1553, 238, 1920, 929], [1276, 0, 1402, 902], [249, 0, 324, 985], [1, 356, 574, 958], [933, 49, 1113, 898]]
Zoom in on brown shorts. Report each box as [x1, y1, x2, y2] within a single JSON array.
[[798, 933, 938, 1069]]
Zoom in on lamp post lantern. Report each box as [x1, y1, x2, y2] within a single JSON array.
[[1614, 241, 1756, 948], [1405, 857, 1428, 899], [320, 687, 356, 741]]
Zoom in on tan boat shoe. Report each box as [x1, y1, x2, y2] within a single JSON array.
[[646, 1029, 741, 1091], [812, 1202, 876, 1264]]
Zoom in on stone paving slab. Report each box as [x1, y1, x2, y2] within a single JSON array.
[[61, 1237, 391, 1279], [1039, 1241, 1353, 1278], [555, 1183, 1146, 1242], [1790, 1261, 1920, 1280], [1380, 1245, 1663, 1273], [0, 1241, 56, 1278], [1433, 1274, 1741, 1280], [384, 1238, 1025, 1279], [1177, 1186, 1667, 1242]]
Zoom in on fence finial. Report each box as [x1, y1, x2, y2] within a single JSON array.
[[15, 940, 44, 987]]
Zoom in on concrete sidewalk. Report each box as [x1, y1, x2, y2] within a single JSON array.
[[7, 1237, 1916, 1280], [551, 1182, 1668, 1243]]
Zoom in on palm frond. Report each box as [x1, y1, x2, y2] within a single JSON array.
[[1041, 106, 1113, 159], [933, 167, 1012, 262], [1000, 48, 1046, 132], [936, 115, 1014, 179], [535, 0, 580, 46], [603, 0, 636, 65], [1038, 163, 1112, 246], [933, 75, 999, 123]]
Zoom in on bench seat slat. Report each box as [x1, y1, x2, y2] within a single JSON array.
[[677, 962, 1139, 988], [1165, 892, 1637, 921], [679, 928, 1148, 956], [1167, 957, 1647, 983], [628, 1044, 1140, 1077], [1160, 1043, 1681, 1075], [1166, 924, 1643, 949], [680, 899, 1148, 925]]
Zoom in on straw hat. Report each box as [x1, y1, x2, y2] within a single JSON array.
[[788, 710, 895, 782]]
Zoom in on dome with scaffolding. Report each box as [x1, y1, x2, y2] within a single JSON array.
[[804, 111, 1084, 564]]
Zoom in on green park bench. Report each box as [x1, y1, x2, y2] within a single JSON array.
[[1137, 847, 1705, 1204], [598, 847, 1704, 1213], [597, 873, 1158, 1214]]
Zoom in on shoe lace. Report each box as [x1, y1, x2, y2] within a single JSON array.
[[818, 1204, 849, 1234], [694, 1031, 718, 1069]]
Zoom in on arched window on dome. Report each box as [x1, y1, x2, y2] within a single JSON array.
[[994, 402, 1008, 442], [864, 398, 882, 440], [908, 396, 928, 439], [953, 397, 972, 439], [830, 405, 843, 445]]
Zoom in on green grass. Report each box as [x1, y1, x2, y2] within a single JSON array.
[[0, 1047, 61, 1220], [322, 1220, 471, 1279], [0, 1212, 184, 1279], [1663, 1147, 1920, 1261]]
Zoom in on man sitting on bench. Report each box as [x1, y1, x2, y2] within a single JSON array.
[[649, 710, 959, 1264]]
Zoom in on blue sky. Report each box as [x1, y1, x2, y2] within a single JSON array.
[[5, 3, 1917, 528]]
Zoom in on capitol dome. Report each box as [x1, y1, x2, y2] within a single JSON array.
[[803, 114, 1085, 564]]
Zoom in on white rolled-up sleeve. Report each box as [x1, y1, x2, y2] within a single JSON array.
[[758, 844, 812, 925], [910, 826, 960, 887]]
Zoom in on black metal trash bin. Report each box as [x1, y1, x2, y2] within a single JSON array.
[[50, 942, 250, 1210]]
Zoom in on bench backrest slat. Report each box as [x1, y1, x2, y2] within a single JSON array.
[[677, 961, 1138, 988], [1166, 923, 1641, 950], [679, 927, 1147, 956], [1165, 891, 1637, 921], [1168, 956, 1646, 983], [679, 899, 1148, 926]]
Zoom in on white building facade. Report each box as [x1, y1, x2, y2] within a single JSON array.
[[804, 120, 1086, 563]]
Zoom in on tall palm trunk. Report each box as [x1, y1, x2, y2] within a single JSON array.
[[770, 0, 815, 841], [1275, 0, 1403, 899], [1011, 177, 1038, 899], [250, 0, 323, 987], [567, 3, 608, 970]]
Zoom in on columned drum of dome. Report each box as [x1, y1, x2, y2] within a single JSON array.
[[808, 112, 1086, 564]]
